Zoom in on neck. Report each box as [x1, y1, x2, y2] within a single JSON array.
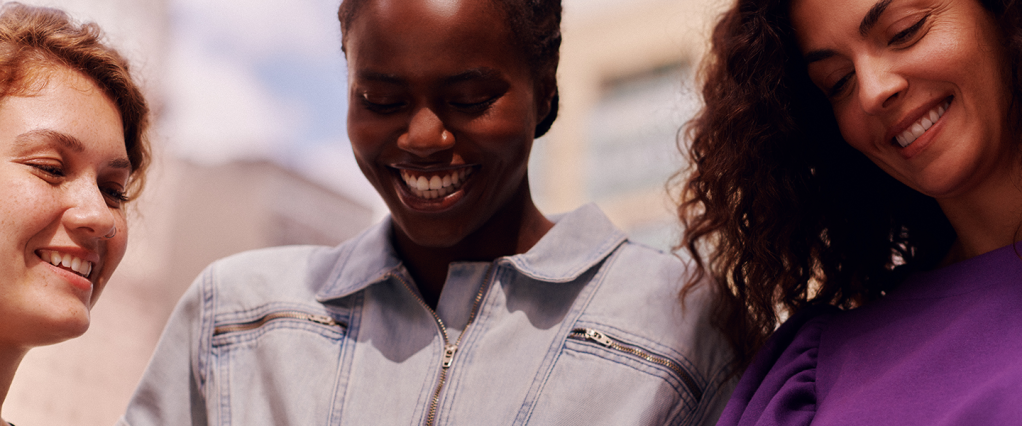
[[0, 344, 29, 423], [937, 158, 1022, 264], [394, 182, 554, 308]]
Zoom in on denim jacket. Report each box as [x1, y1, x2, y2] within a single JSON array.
[[120, 204, 733, 426]]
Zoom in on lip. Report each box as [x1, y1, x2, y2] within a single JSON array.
[[885, 96, 953, 159], [389, 164, 477, 212], [35, 247, 99, 292]]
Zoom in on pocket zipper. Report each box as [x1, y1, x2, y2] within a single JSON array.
[[214, 311, 344, 335], [569, 328, 703, 401]]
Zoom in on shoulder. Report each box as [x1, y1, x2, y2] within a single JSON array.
[[717, 304, 840, 426]]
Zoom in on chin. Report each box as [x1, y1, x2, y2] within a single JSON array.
[[28, 305, 93, 347]]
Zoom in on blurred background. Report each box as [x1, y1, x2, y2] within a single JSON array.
[[4, 0, 726, 423]]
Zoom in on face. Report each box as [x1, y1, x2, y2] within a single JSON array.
[[791, 0, 1013, 199], [0, 67, 129, 348], [345, 0, 551, 248]]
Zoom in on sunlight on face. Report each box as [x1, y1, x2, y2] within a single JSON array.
[[0, 66, 129, 346]]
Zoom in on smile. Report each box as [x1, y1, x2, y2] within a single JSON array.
[[399, 168, 473, 199], [39, 250, 93, 278], [894, 98, 951, 148]]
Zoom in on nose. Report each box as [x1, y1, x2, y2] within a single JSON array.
[[856, 55, 907, 115], [397, 106, 455, 157], [64, 180, 117, 240]]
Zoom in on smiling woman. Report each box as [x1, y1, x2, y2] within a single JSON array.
[[678, 0, 1022, 423], [121, 0, 735, 425], [0, 3, 150, 426]]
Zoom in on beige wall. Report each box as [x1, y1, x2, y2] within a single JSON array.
[[535, 0, 724, 240]]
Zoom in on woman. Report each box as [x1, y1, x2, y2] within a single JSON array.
[[0, 3, 150, 425], [679, 0, 1022, 423], [121, 0, 733, 425]]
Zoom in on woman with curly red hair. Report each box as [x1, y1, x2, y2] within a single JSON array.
[[0, 3, 150, 425], [679, 0, 1022, 423]]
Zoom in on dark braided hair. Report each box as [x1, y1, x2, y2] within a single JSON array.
[[337, 0, 561, 138]]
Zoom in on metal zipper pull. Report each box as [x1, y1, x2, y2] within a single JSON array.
[[442, 344, 458, 368], [306, 314, 338, 326], [584, 329, 614, 347]]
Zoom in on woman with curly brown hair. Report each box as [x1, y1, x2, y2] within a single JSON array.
[[679, 0, 1022, 423], [0, 3, 150, 425]]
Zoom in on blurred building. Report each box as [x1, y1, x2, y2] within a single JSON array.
[[4, 0, 723, 424], [532, 0, 723, 250]]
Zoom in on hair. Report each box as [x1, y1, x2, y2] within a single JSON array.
[[0, 2, 151, 200], [336, 0, 562, 138], [677, 0, 1022, 372]]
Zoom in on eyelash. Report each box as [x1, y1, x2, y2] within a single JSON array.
[[33, 163, 65, 177], [361, 97, 406, 114], [103, 187, 129, 204], [450, 97, 498, 112], [889, 14, 929, 46]]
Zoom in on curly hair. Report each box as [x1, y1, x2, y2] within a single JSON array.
[[336, 0, 561, 138], [0, 2, 151, 200], [678, 0, 1022, 372]]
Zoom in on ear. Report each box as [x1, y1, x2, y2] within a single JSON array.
[[533, 73, 558, 138]]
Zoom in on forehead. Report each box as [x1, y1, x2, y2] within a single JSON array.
[[345, 0, 525, 76]]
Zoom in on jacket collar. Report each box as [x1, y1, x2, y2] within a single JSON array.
[[316, 203, 627, 301]]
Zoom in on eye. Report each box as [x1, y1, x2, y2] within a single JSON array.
[[102, 185, 129, 208], [29, 162, 65, 179], [828, 71, 856, 98], [360, 93, 406, 114], [888, 14, 929, 46], [449, 96, 498, 113]]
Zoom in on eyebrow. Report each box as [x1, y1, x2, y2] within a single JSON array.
[[14, 129, 132, 170], [356, 70, 404, 84], [355, 68, 503, 87], [859, 0, 894, 36], [804, 49, 836, 64], [16, 129, 85, 153], [440, 68, 502, 86]]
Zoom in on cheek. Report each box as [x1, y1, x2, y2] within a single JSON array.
[[92, 219, 128, 307], [833, 106, 875, 154]]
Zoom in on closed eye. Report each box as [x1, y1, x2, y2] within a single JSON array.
[[888, 14, 929, 46], [449, 96, 497, 112], [361, 98, 406, 114], [829, 71, 855, 98], [102, 186, 129, 207], [31, 163, 65, 178]]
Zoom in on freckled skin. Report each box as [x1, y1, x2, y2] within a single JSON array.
[[345, 0, 555, 306], [0, 67, 129, 350]]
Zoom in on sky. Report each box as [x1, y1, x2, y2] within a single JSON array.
[[19, 0, 656, 211]]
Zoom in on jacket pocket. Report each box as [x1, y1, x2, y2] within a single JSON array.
[[208, 309, 348, 426], [523, 327, 703, 426]]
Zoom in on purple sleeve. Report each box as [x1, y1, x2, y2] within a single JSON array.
[[716, 305, 838, 426]]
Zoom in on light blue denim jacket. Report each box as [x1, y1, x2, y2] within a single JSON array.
[[120, 204, 733, 426]]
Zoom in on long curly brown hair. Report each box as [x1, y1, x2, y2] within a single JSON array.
[[678, 0, 1022, 371]]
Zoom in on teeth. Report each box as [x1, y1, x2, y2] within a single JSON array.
[[43, 251, 93, 278], [895, 99, 950, 148], [400, 168, 473, 200]]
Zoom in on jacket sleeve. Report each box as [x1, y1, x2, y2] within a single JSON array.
[[118, 270, 211, 426]]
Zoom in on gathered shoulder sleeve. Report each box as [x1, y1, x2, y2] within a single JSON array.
[[716, 304, 839, 426]]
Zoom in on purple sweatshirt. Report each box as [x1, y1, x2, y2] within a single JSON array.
[[719, 243, 1022, 425]]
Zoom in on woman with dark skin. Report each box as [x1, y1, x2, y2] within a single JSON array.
[[679, 0, 1022, 423], [123, 0, 733, 424], [0, 4, 150, 425]]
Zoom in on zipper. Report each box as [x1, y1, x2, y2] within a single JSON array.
[[213, 311, 343, 336], [569, 328, 703, 402], [389, 265, 494, 426]]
